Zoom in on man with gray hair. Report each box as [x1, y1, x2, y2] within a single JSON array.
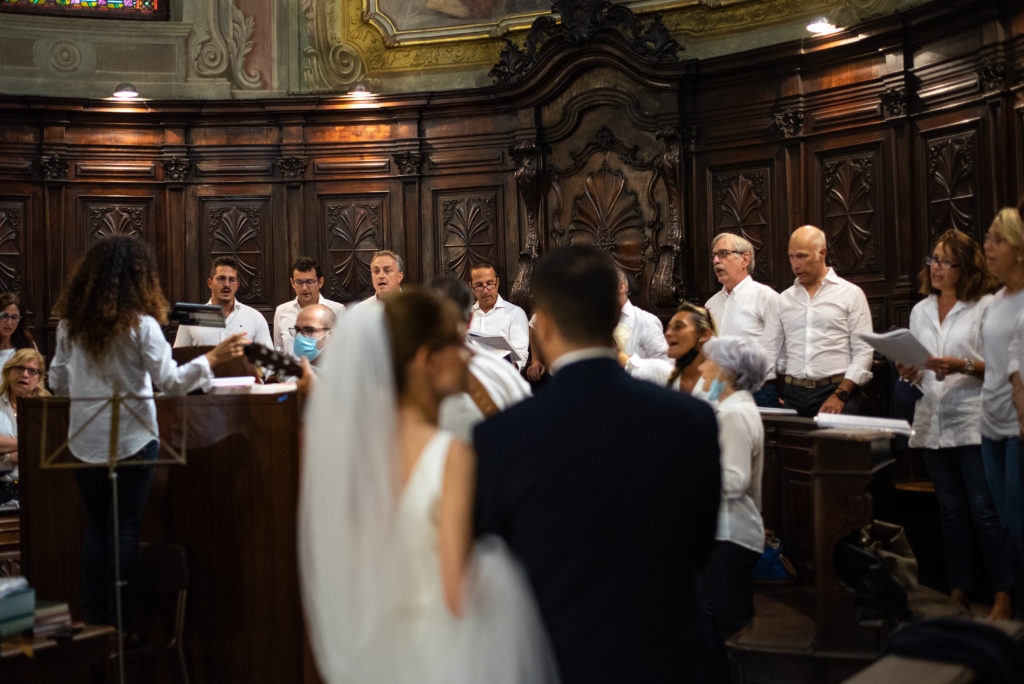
[[353, 249, 404, 310], [615, 268, 669, 363], [705, 232, 783, 407]]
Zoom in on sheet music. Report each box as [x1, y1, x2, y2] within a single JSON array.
[[466, 331, 522, 365], [855, 328, 932, 367], [814, 412, 913, 436]]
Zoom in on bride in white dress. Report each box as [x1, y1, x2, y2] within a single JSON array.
[[299, 289, 559, 684]]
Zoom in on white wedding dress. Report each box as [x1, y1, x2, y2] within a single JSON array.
[[299, 303, 559, 684]]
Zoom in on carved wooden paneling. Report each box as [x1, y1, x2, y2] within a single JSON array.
[[820, 150, 880, 275], [77, 197, 154, 258], [202, 197, 271, 306], [320, 196, 385, 303], [710, 166, 773, 282], [926, 130, 978, 244], [0, 199, 25, 294], [437, 191, 498, 281]]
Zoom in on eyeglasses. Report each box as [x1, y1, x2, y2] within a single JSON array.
[[925, 255, 959, 270], [710, 249, 743, 261], [289, 326, 331, 338], [213, 275, 238, 284], [292, 279, 318, 287], [472, 280, 497, 291], [0, 313, 20, 322], [10, 365, 39, 377]]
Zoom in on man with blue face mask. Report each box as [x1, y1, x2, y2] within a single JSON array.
[[292, 304, 337, 364]]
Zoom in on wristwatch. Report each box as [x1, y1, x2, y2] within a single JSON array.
[[834, 388, 850, 402], [963, 358, 975, 374]]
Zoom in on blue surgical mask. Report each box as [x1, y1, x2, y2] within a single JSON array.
[[707, 378, 726, 402], [293, 333, 321, 361]]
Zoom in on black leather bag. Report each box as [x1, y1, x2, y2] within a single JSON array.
[[833, 531, 909, 621]]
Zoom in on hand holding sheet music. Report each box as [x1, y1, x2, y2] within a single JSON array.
[[855, 329, 932, 368]]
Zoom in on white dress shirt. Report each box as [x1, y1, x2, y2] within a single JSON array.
[[272, 295, 346, 352], [908, 294, 990, 449], [173, 299, 271, 348], [624, 355, 674, 386], [438, 341, 532, 444], [714, 390, 765, 553], [705, 275, 783, 380], [618, 301, 668, 360], [778, 267, 874, 385], [469, 294, 530, 370], [50, 316, 214, 463], [981, 288, 1024, 439]]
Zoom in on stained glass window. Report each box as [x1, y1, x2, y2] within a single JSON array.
[[0, 0, 168, 20]]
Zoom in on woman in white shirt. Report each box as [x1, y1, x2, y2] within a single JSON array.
[[979, 207, 1024, 609], [49, 236, 245, 635], [694, 335, 767, 678], [897, 228, 1009, 618], [0, 348, 49, 506], [0, 292, 37, 369], [625, 301, 717, 392]]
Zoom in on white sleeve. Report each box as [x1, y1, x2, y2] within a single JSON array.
[[139, 317, 213, 395], [509, 308, 530, 371], [1009, 310, 1024, 377], [253, 313, 273, 347], [845, 288, 875, 386], [624, 356, 673, 385], [637, 312, 668, 361], [49, 321, 70, 396], [760, 290, 783, 379], [272, 305, 286, 351], [717, 409, 754, 500]]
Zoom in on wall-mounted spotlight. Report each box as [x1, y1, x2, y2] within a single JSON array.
[[112, 82, 139, 100], [348, 83, 372, 98], [807, 18, 841, 36]]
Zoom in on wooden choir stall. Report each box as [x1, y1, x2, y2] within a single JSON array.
[[15, 391, 316, 684]]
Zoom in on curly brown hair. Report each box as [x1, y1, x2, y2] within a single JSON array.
[[917, 229, 999, 301], [53, 237, 170, 360], [0, 292, 35, 350]]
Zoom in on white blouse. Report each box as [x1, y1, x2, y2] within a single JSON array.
[[908, 295, 990, 449], [713, 390, 765, 554], [981, 288, 1024, 439]]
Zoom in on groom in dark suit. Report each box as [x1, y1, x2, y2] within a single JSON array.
[[474, 245, 722, 684]]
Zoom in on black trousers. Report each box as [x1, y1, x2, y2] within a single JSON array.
[[698, 540, 762, 684], [783, 381, 861, 417]]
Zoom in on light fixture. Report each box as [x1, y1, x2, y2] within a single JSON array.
[[807, 18, 840, 35], [112, 82, 139, 100], [348, 83, 371, 98]]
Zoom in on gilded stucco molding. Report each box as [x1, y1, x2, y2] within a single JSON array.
[[304, 0, 367, 92], [191, 0, 263, 90]]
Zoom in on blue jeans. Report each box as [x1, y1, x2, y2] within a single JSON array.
[[981, 437, 1022, 548], [73, 440, 158, 631], [923, 446, 1012, 592]]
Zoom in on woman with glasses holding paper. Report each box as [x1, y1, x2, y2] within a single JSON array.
[[896, 228, 1009, 617]]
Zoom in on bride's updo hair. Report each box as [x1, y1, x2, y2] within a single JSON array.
[[383, 288, 463, 393]]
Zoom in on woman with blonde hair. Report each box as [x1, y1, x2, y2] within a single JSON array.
[[0, 348, 49, 506], [625, 301, 718, 393]]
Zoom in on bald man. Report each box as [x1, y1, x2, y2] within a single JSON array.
[[292, 303, 337, 364], [778, 225, 873, 416]]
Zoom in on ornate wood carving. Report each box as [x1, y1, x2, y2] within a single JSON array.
[[40, 154, 69, 181], [490, 0, 682, 85], [440, 195, 497, 281], [162, 157, 191, 182], [277, 157, 308, 181], [207, 201, 267, 303], [191, 0, 263, 90], [89, 206, 144, 241], [323, 198, 383, 301], [880, 88, 908, 117], [977, 59, 1007, 93], [565, 161, 648, 275], [822, 153, 878, 273], [510, 142, 542, 309], [650, 129, 683, 308], [926, 132, 976, 243], [0, 202, 23, 294], [773, 108, 805, 138], [393, 151, 423, 176], [713, 168, 771, 282], [302, 0, 366, 93]]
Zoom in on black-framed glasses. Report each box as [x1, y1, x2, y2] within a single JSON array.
[[925, 255, 959, 270], [0, 313, 20, 322], [472, 280, 497, 291], [10, 365, 39, 377], [289, 326, 331, 338], [292, 278, 318, 287], [213, 275, 238, 284], [710, 249, 743, 262]]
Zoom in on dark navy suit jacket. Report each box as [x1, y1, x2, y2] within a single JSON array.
[[473, 356, 721, 684]]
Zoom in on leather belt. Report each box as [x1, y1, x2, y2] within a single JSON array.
[[783, 373, 845, 388]]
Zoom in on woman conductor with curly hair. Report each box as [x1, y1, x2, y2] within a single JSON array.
[[49, 236, 246, 635]]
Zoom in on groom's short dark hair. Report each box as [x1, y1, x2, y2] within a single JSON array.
[[532, 245, 619, 346]]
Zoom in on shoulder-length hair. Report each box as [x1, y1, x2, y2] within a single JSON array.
[[0, 348, 50, 401], [917, 229, 999, 301], [52, 237, 169, 360], [0, 292, 35, 350]]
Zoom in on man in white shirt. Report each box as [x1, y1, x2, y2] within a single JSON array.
[[353, 250, 404, 310], [272, 257, 345, 353], [430, 276, 531, 443], [468, 261, 529, 370], [778, 225, 874, 416], [615, 268, 668, 362], [174, 256, 272, 348], [704, 232, 783, 407]]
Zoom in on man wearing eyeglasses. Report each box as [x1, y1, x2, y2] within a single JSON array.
[[705, 232, 783, 407], [174, 256, 272, 348], [468, 261, 529, 370], [273, 257, 346, 354], [777, 225, 873, 416], [291, 304, 337, 365]]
